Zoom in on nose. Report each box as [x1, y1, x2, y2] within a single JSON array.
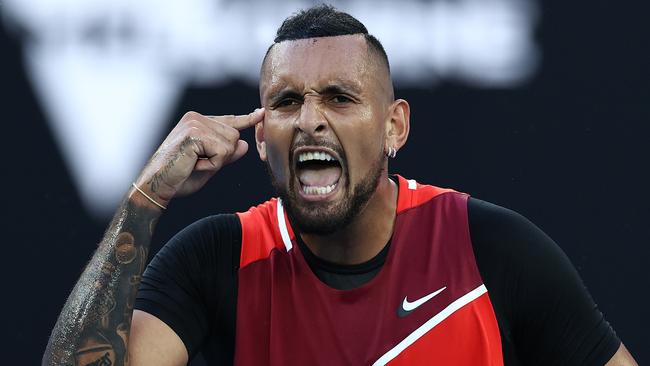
[[296, 96, 327, 135]]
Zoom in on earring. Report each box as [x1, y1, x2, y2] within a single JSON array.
[[386, 147, 397, 158]]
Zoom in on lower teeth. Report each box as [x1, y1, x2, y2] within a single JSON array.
[[303, 183, 337, 195]]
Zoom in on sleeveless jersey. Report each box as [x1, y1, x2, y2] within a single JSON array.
[[234, 175, 503, 365]]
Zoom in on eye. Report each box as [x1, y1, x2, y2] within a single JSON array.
[[331, 95, 353, 104], [274, 99, 300, 108]]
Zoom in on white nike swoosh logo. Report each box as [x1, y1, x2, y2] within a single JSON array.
[[401, 286, 446, 312]]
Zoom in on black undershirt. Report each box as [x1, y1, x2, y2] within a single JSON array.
[[135, 197, 620, 365], [296, 234, 390, 291]]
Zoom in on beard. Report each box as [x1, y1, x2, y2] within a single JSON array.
[[267, 147, 385, 236]]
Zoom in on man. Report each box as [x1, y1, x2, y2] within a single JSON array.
[[44, 5, 637, 365]]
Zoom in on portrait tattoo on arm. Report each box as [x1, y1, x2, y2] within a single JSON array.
[[43, 196, 160, 366]]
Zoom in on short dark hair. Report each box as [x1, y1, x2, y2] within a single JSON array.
[[263, 4, 390, 72]]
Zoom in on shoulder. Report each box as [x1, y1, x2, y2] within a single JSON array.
[[466, 198, 621, 365], [466, 197, 561, 263], [467, 198, 541, 240], [237, 198, 294, 268], [145, 214, 242, 286], [393, 175, 459, 213], [161, 213, 241, 257], [465, 197, 568, 291]]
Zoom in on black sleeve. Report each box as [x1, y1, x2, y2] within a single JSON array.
[[468, 198, 620, 366], [134, 214, 241, 360]]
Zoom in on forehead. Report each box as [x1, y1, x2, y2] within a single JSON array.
[[261, 35, 372, 95]]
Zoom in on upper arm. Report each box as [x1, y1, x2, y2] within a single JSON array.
[[605, 344, 638, 366], [129, 310, 188, 366], [133, 214, 242, 362], [468, 198, 622, 365]]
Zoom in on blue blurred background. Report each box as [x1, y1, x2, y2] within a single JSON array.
[[1, 0, 647, 364]]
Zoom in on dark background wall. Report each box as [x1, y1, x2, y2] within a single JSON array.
[[1, 1, 648, 365]]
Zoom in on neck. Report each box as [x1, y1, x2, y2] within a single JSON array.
[[300, 175, 398, 265]]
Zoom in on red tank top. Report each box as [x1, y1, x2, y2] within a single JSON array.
[[235, 175, 503, 365]]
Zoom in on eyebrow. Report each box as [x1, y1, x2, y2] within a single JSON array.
[[267, 89, 303, 106], [266, 82, 362, 105], [318, 84, 361, 96]]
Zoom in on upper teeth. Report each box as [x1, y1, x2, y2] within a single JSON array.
[[298, 151, 336, 162]]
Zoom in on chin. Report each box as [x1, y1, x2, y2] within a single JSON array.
[[285, 199, 355, 235]]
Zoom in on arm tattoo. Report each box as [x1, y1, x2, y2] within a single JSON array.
[[148, 138, 194, 194], [43, 196, 160, 366]]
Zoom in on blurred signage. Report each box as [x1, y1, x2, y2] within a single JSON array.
[[3, 0, 539, 217]]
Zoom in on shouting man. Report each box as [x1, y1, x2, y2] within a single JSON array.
[[44, 5, 637, 366]]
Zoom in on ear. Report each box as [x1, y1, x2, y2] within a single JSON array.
[[385, 99, 410, 153], [255, 120, 267, 161]]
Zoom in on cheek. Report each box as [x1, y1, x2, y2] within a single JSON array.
[[263, 117, 294, 183], [336, 109, 384, 180]]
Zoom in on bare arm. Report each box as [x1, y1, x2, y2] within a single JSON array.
[[129, 310, 188, 365], [43, 109, 264, 365], [43, 191, 162, 365], [605, 343, 638, 366]]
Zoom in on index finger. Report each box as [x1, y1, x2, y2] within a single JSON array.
[[207, 108, 265, 130]]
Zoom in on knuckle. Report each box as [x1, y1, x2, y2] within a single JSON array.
[[183, 119, 202, 130], [221, 143, 235, 157], [186, 125, 202, 135], [176, 126, 201, 145], [182, 111, 201, 121], [225, 126, 240, 141], [214, 123, 237, 140], [185, 119, 205, 137]]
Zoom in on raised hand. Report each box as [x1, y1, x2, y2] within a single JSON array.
[[43, 109, 265, 366], [134, 109, 265, 207]]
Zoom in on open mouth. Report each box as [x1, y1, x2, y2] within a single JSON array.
[[294, 148, 343, 198]]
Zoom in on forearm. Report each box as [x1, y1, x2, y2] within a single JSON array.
[[43, 188, 162, 366], [43, 109, 263, 365]]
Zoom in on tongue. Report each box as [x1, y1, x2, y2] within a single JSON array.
[[298, 166, 342, 187]]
